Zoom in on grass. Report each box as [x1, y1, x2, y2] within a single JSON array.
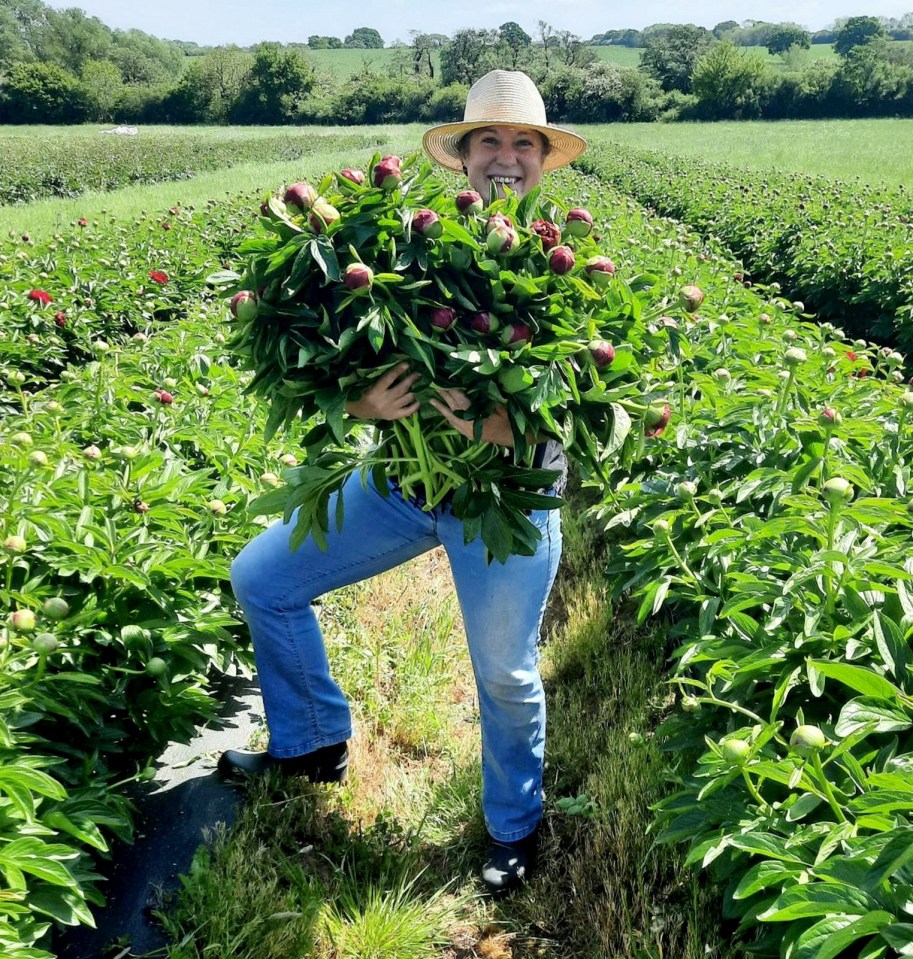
[[581, 118, 913, 188], [155, 482, 739, 959]]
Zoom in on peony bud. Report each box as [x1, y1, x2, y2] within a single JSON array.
[[84, 445, 102, 460], [469, 311, 499, 334], [819, 407, 842, 428], [486, 225, 518, 255], [145, 657, 167, 677], [548, 245, 575, 275], [531, 219, 561, 251], [343, 263, 374, 294], [789, 725, 827, 758], [283, 182, 317, 213], [280, 453, 298, 467], [502, 322, 532, 348], [230, 291, 259, 322], [10, 432, 33, 447], [485, 213, 513, 234], [42, 598, 70, 620], [154, 389, 174, 405], [587, 340, 615, 369], [679, 285, 704, 312], [28, 451, 48, 467], [4, 535, 26, 554], [412, 209, 443, 239], [339, 168, 365, 185], [901, 393, 913, 408], [9, 609, 36, 634], [373, 156, 402, 190], [208, 499, 227, 516], [455, 190, 483, 215], [677, 481, 697, 499], [784, 347, 807, 367], [720, 738, 750, 765], [260, 471, 280, 487], [308, 200, 340, 233], [644, 403, 671, 438], [822, 477, 854, 505], [712, 368, 732, 383], [564, 208, 593, 238], [430, 307, 457, 332]]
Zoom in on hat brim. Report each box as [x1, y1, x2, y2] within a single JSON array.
[[422, 120, 587, 173]]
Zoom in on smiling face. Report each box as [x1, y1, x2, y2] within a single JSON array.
[[461, 125, 547, 200]]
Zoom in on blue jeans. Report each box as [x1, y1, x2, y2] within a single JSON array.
[[229, 471, 562, 842]]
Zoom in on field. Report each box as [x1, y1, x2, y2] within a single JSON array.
[[3, 121, 913, 959], [585, 118, 913, 187]]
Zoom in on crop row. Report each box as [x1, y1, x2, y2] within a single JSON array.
[[576, 143, 913, 353], [3, 158, 913, 957], [0, 130, 386, 207]]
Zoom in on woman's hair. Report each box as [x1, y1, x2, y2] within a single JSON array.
[[457, 128, 551, 160]]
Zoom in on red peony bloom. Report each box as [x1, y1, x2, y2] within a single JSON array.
[[846, 351, 857, 362], [531, 219, 562, 251], [28, 289, 53, 305], [148, 270, 169, 284], [54, 311, 67, 327]]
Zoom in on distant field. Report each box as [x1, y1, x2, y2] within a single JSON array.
[[582, 118, 913, 188]]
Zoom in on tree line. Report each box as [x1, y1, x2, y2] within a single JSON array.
[[1, 0, 912, 125]]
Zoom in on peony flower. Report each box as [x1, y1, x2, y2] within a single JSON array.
[[148, 270, 169, 285], [28, 289, 53, 305], [531, 219, 561, 251]]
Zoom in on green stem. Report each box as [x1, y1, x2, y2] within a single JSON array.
[[741, 768, 768, 809], [811, 752, 848, 824], [774, 369, 796, 416]]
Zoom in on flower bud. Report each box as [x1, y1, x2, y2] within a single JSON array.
[[154, 389, 174, 405], [758, 313, 772, 325], [9, 609, 37, 633], [501, 322, 532, 349], [485, 213, 513, 234], [283, 182, 317, 213], [6, 370, 26, 386], [339, 168, 365, 185], [681, 695, 701, 712], [784, 347, 807, 367], [789, 725, 826, 758], [4, 535, 26, 554], [782, 329, 798, 342], [84, 444, 102, 460], [653, 519, 671, 537], [343, 263, 374, 294], [819, 407, 842, 429], [10, 432, 33, 447], [720, 738, 750, 765], [712, 368, 732, 383], [548, 245, 575, 275], [564, 208, 593, 237], [412, 209, 443, 239], [261, 471, 280, 487], [208, 499, 227, 516], [430, 307, 457, 332], [679, 285, 704, 312], [587, 340, 615, 369], [230, 290, 259, 322], [373, 156, 402, 190], [280, 453, 298, 467], [455, 190, 483, 215], [584, 256, 616, 289], [308, 200, 340, 233], [486, 225, 518, 255], [643, 402, 671, 438], [469, 311, 499, 334], [42, 598, 70, 620], [677, 481, 697, 500], [92, 339, 110, 355], [531, 219, 561, 251], [901, 393, 913, 408], [31, 633, 59, 655], [822, 477, 854, 505], [627, 731, 645, 747], [145, 657, 167, 677], [28, 451, 48, 467]]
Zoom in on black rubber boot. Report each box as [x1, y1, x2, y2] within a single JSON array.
[[217, 741, 348, 783], [481, 826, 539, 896]]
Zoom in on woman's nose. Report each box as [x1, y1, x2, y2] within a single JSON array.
[[496, 143, 518, 165]]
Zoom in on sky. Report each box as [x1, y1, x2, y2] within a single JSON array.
[[43, 0, 913, 46]]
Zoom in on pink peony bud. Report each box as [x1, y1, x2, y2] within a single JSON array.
[[585, 256, 616, 289], [412, 208, 443, 239], [469, 311, 499, 334], [373, 156, 402, 190], [54, 311, 67, 327], [486, 225, 518, 255], [587, 340, 616, 369], [819, 407, 842, 429], [283, 182, 317, 213], [644, 403, 671, 438], [154, 389, 173, 405], [343, 263, 374, 294], [485, 213, 513, 235], [456, 190, 483, 215], [548, 245, 576, 275], [430, 307, 457, 332], [9, 609, 36, 634], [565, 208, 593, 238], [339, 168, 365, 185], [502, 322, 532, 348], [679, 285, 704, 312], [531, 219, 561, 251], [230, 291, 259, 322]]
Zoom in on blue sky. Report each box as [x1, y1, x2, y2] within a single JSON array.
[[43, 0, 913, 45]]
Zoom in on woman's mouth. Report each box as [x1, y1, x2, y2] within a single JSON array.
[[489, 175, 520, 190]]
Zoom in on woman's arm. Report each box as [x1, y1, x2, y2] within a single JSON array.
[[429, 387, 525, 448], [345, 362, 421, 421]]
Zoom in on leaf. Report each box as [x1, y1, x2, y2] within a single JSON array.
[[758, 882, 876, 921], [309, 236, 340, 281], [814, 911, 895, 959], [865, 829, 913, 890], [807, 660, 907, 702], [874, 611, 910, 688], [880, 923, 913, 954], [835, 697, 913, 737], [482, 506, 513, 565], [733, 861, 803, 900]]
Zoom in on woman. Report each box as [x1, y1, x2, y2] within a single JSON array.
[[219, 70, 587, 895]]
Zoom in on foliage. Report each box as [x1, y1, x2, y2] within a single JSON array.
[[308, 35, 343, 50], [834, 16, 888, 57], [766, 24, 811, 55], [229, 43, 316, 124], [691, 43, 769, 120], [438, 28, 499, 87], [576, 143, 913, 349], [78, 59, 123, 122], [0, 61, 85, 124], [344, 27, 384, 49], [640, 25, 716, 93]]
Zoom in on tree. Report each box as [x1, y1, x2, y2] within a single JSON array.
[[80, 58, 123, 120], [408, 32, 440, 79], [0, 61, 84, 123], [767, 24, 811, 55], [174, 46, 252, 122], [344, 27, 384, 49], [36, 7, 112, 74], [712, 20, 740, 39], [554, 30, 595, 68], [692, 41, 768, 118], [640, 24, 715, 93], [231, 42, 315, 123], [308, 35, 342, 49], [439, 29, 497, 86], [538, 20, 556, 72], [499, 21, 531, 66], [834, 16, 886, 56]]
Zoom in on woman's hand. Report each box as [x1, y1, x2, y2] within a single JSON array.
[[428, 387, 516, 447], [346, 362, 421, 421]]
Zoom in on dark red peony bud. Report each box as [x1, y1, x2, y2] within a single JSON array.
[[585, 256, 616, 289], [588, 340, 616, 369], [284, 182, 317, 213], [485, 212, 513, 234], [54, 311, 67, 327], [230, 291, 259, 322], [430, 307, 457, 331], [153, 389, 174, 405], [644, 403, 671, 438], [486, 225, 518, 254], [502, 322, 532, 348], [469, 311, 499, 334], [548, 245, 576, 275], [531, 219, 561, 251], [343, 263, 374, 294], [340, 168, 365, 185], [373, 156, 402, 190]]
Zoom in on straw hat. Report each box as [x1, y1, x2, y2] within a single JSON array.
[[423, 70, 587, 173]]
